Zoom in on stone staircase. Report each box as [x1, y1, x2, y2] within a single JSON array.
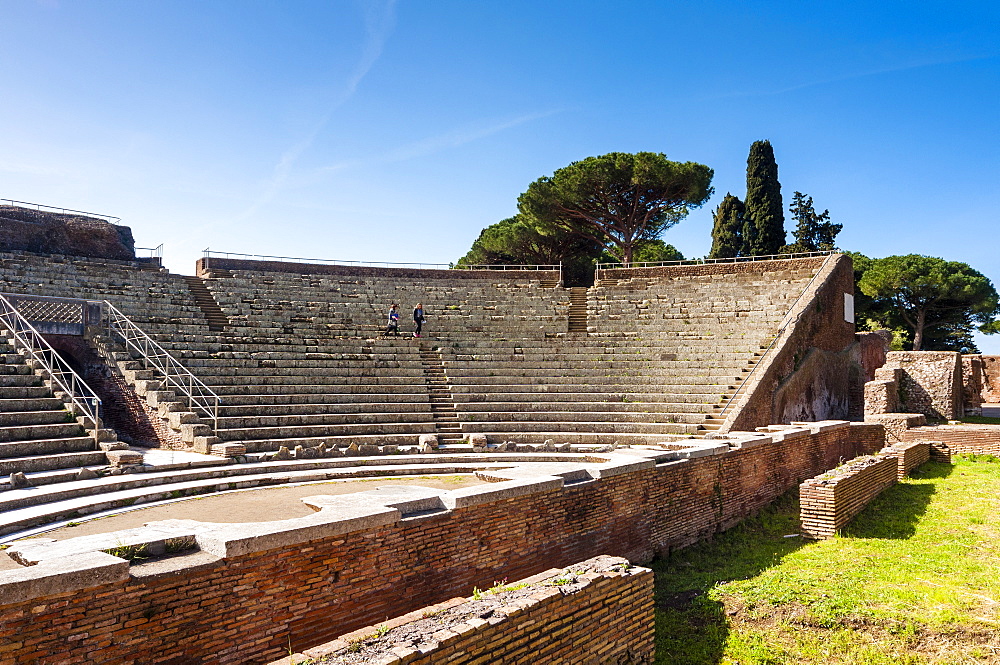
[[182, 276, 229, 332], [0, 335, 108, 485], [419, 344, 463, 445], [567, 287, 588, 332], [700, 340, 773, 433]]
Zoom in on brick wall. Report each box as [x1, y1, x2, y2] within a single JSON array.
[[598, 255, 826, 280], [730, 254, 857, 430], [273, 556, 654, 665], [902, 424, 1000, 456], [962, 355, 984, 416], [980, 356, 1000, 403], [195, 257, 560, 283], [0, 421, 884, 665], [879, 351, 962, 419], [799, 453, 900, 539], [890, 441, 931, 479]]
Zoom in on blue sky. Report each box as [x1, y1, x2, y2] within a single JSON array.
[[2, 1, 999, 346]]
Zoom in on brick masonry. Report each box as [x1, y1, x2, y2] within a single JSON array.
[[979, 356, 1000, 403], [196, 257, 561, 283], [598, 256, 827, 280], [799, 440, 930, 539], [903, 424, 1000, 456], [732, 255, 858, 429], [272, 556, 654, 665], [0, 421, 883, 665], [876, 351, 962, 419]]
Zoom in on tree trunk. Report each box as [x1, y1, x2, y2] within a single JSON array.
[[622, 243, 633, 267], [913, 309, 926, 351]]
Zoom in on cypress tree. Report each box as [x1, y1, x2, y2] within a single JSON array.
[[709, 193, 745, 258], [744, 140, 785, 255]]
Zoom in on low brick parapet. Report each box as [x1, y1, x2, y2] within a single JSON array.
[[902, 424, 1000, 456], [799, 453, 900, 539], [887, 441, 931, 479], [271, 556, 654, 665]]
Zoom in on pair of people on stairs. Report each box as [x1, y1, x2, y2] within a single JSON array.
[[384, 303, 426, 337]]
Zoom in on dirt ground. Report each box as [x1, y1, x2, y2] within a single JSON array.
[[0, 475, 483, 570]]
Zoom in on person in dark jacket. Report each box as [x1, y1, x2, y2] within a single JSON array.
[[412, 303, 425, 338]]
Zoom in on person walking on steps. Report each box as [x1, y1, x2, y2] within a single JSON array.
[[384, 304, 401, 337], [412, 302, 425, 338]]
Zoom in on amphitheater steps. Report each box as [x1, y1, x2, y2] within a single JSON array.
[[0, 344, 107, 475], [694, 342, 775, 435], [0, 454, 595, 538], [567, 287, 588, 332], [182, 276, 230, 332], [419, 345, 463, 444]]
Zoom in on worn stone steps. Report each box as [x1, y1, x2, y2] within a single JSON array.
[[459, 421, 699, 435], [217, 392, 430, 406], [0, 456, 548, 536], [0, 449, 106, 476], [218, 401, 431, 416], [215, 412, 435, 428], [217, 421, 437, 442], [0, 422, 87, 443], [455, 401, 713, 414]]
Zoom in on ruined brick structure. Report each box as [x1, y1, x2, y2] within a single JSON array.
[[0, 421, 881, 664]]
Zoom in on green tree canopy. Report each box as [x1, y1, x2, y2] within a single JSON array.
[[456, 214, 602, 285], [858, 254, 1000, 351], [709, 193, 745, 258], [598, 239, 684, 265], [783, 191, 841, 253], [744, 140, 785, 255], [518, 152, 713, 265], [456, 215, 594, 266]]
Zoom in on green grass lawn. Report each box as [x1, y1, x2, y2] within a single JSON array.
[[652, 457, 1000, 664]]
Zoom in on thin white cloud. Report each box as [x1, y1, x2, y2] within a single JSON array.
[[701, 52, 995, 101], [232, 0, 398, 222], [313, 109, 563, 177]]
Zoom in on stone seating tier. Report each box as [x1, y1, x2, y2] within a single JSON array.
[[0, 338, 106, 476], [0, 252, 821, 456]]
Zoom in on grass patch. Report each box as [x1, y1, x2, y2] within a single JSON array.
[[652, 458, 1000, 664], [956, 415, 1000, 425]]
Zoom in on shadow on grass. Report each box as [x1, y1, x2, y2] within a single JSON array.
[[649, 462, 954, 663], [650, 491, 807, 665], [842, 460, 951, 540]]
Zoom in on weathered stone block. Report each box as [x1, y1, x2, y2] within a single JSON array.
[[106, 450, 143, 467], [210, 443, 246, 458]]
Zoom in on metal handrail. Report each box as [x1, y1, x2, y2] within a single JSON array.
[[715, 253, 838, 421], [103, 301, 219, 431], [452, 263, 561, 271], [202, 249, 450, 270], [454, 262, 564, 286], [595, 249, 837, 282], [0, 293, 101, 442], [0, 198, 121, 224], [136, 244, 163, 260]]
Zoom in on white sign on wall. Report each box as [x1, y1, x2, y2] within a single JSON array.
[[844, 293, 855, 324]]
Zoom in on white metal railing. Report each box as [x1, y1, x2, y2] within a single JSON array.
[[0, 198, 121, 224], [136, 244, 163, 260], [595, 249, 838, 282], [202, 249, 450, 270], [103, 302, 219, 431], [715, 253, 838, 421], [0, 293, 101, 442], [453, 262, 562, 284]]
